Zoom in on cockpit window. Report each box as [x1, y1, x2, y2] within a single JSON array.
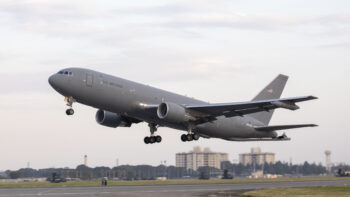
[[57, 70, 73, 76]]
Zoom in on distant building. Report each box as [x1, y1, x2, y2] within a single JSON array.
[[0, 171, 7, 178], [239, 147, 275, 166], [84, 155, 88, 166], [176, 147, 229, 170]]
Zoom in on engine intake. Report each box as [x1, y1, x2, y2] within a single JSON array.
[[157, 102, 190, 123], [96, 109, 131, 128]]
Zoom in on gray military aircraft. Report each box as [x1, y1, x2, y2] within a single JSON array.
[[48, 68, 317, 144]]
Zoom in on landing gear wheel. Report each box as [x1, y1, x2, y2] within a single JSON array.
[[155, 136, 162, 143], [193, 134, 200, 141], [181, 134, 188, 142], [66, 108, 74, 116], [149, 136, 156, 144], [144, 137, 150, 144], [186, 134, 193, 141]]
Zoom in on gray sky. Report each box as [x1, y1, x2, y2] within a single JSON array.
[[0, 0, 349, 170]]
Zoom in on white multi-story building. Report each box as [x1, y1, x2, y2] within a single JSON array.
[[176, 147, 229, 170], [239, 147, 275, 166]]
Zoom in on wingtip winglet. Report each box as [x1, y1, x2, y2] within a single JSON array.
[[308, 96, 318, 100]]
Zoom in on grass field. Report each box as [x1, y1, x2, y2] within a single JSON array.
[[0, 177, 349, 188], [243, 186, 350, 197]]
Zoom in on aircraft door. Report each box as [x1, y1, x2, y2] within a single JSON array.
[[86, 73, 93, 87]]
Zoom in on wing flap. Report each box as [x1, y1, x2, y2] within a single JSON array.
[[227, 137, 291, 141], [255, 124, 318, 132]]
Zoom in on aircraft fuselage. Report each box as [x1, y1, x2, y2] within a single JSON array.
[[49, 68, 278, 140]]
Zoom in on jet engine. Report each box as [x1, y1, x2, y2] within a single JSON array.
[[95, 109, 132, 128], [157, 102, 192, 123]]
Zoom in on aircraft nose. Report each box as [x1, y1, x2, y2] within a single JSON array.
[[48, 74, 58, 88]]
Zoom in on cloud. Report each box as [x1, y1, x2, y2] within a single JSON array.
[[317, 42, 350, 48], [146, 13, 350, 33], [110, 1, 350, 33], [1, 0, 349, 46], [0, 0, 106, 40], [0, 0, 96, 22], [0, 51, 19, 61], [96, 47, 247, 84], [315, 14, 350, 25], [112, 0, 227, 17], [0, 72, 52, 94]]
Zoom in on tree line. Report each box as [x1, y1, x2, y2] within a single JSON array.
[[4, 165, 192, 180], [3, 162, 349, 180], [221, 161, 334, 176]]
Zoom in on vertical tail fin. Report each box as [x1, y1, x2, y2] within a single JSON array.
[[250, 74, 288, 125]]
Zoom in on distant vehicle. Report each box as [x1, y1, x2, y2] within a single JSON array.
[[49, 68, 317, 144], [47, 172, 66, 183], [337, 169, 350, 177], [101, 177, 108, 186], [222, 169, 234, 179]]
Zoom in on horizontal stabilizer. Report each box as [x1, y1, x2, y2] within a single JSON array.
[[255, 124, 318, 132]]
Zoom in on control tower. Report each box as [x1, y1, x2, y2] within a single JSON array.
[[324, 150, 331, 173]]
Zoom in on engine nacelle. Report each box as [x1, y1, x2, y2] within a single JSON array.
[[95, 109, 131, 128], [157, 102, 190, 123]]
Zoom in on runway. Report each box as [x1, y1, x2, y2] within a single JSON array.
[[0, 179, 349, 197]]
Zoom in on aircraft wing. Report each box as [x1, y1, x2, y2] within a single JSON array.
[[186, 96, 317, 124]]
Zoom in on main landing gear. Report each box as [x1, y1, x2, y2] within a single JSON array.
[[65, 96, 75, 116], [181, 129, 200, 142], [144, 136, 162, 144], [181, 133, 200, 142], [144, 123, 162, 144]]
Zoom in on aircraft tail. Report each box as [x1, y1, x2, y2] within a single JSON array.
[[250, 74, 288, 125]]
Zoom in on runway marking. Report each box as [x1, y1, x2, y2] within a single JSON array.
[[0, 187, 242, 197], [4, 185, 348, 197], [0, 189, 223, 196], [0, 180, 348, 196], [0, 180, 345, 191]]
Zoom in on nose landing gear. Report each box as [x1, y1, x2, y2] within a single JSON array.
[[66, 108, 74, 115], [144, 123, 162, 144], [65, 97, 75, 116]]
